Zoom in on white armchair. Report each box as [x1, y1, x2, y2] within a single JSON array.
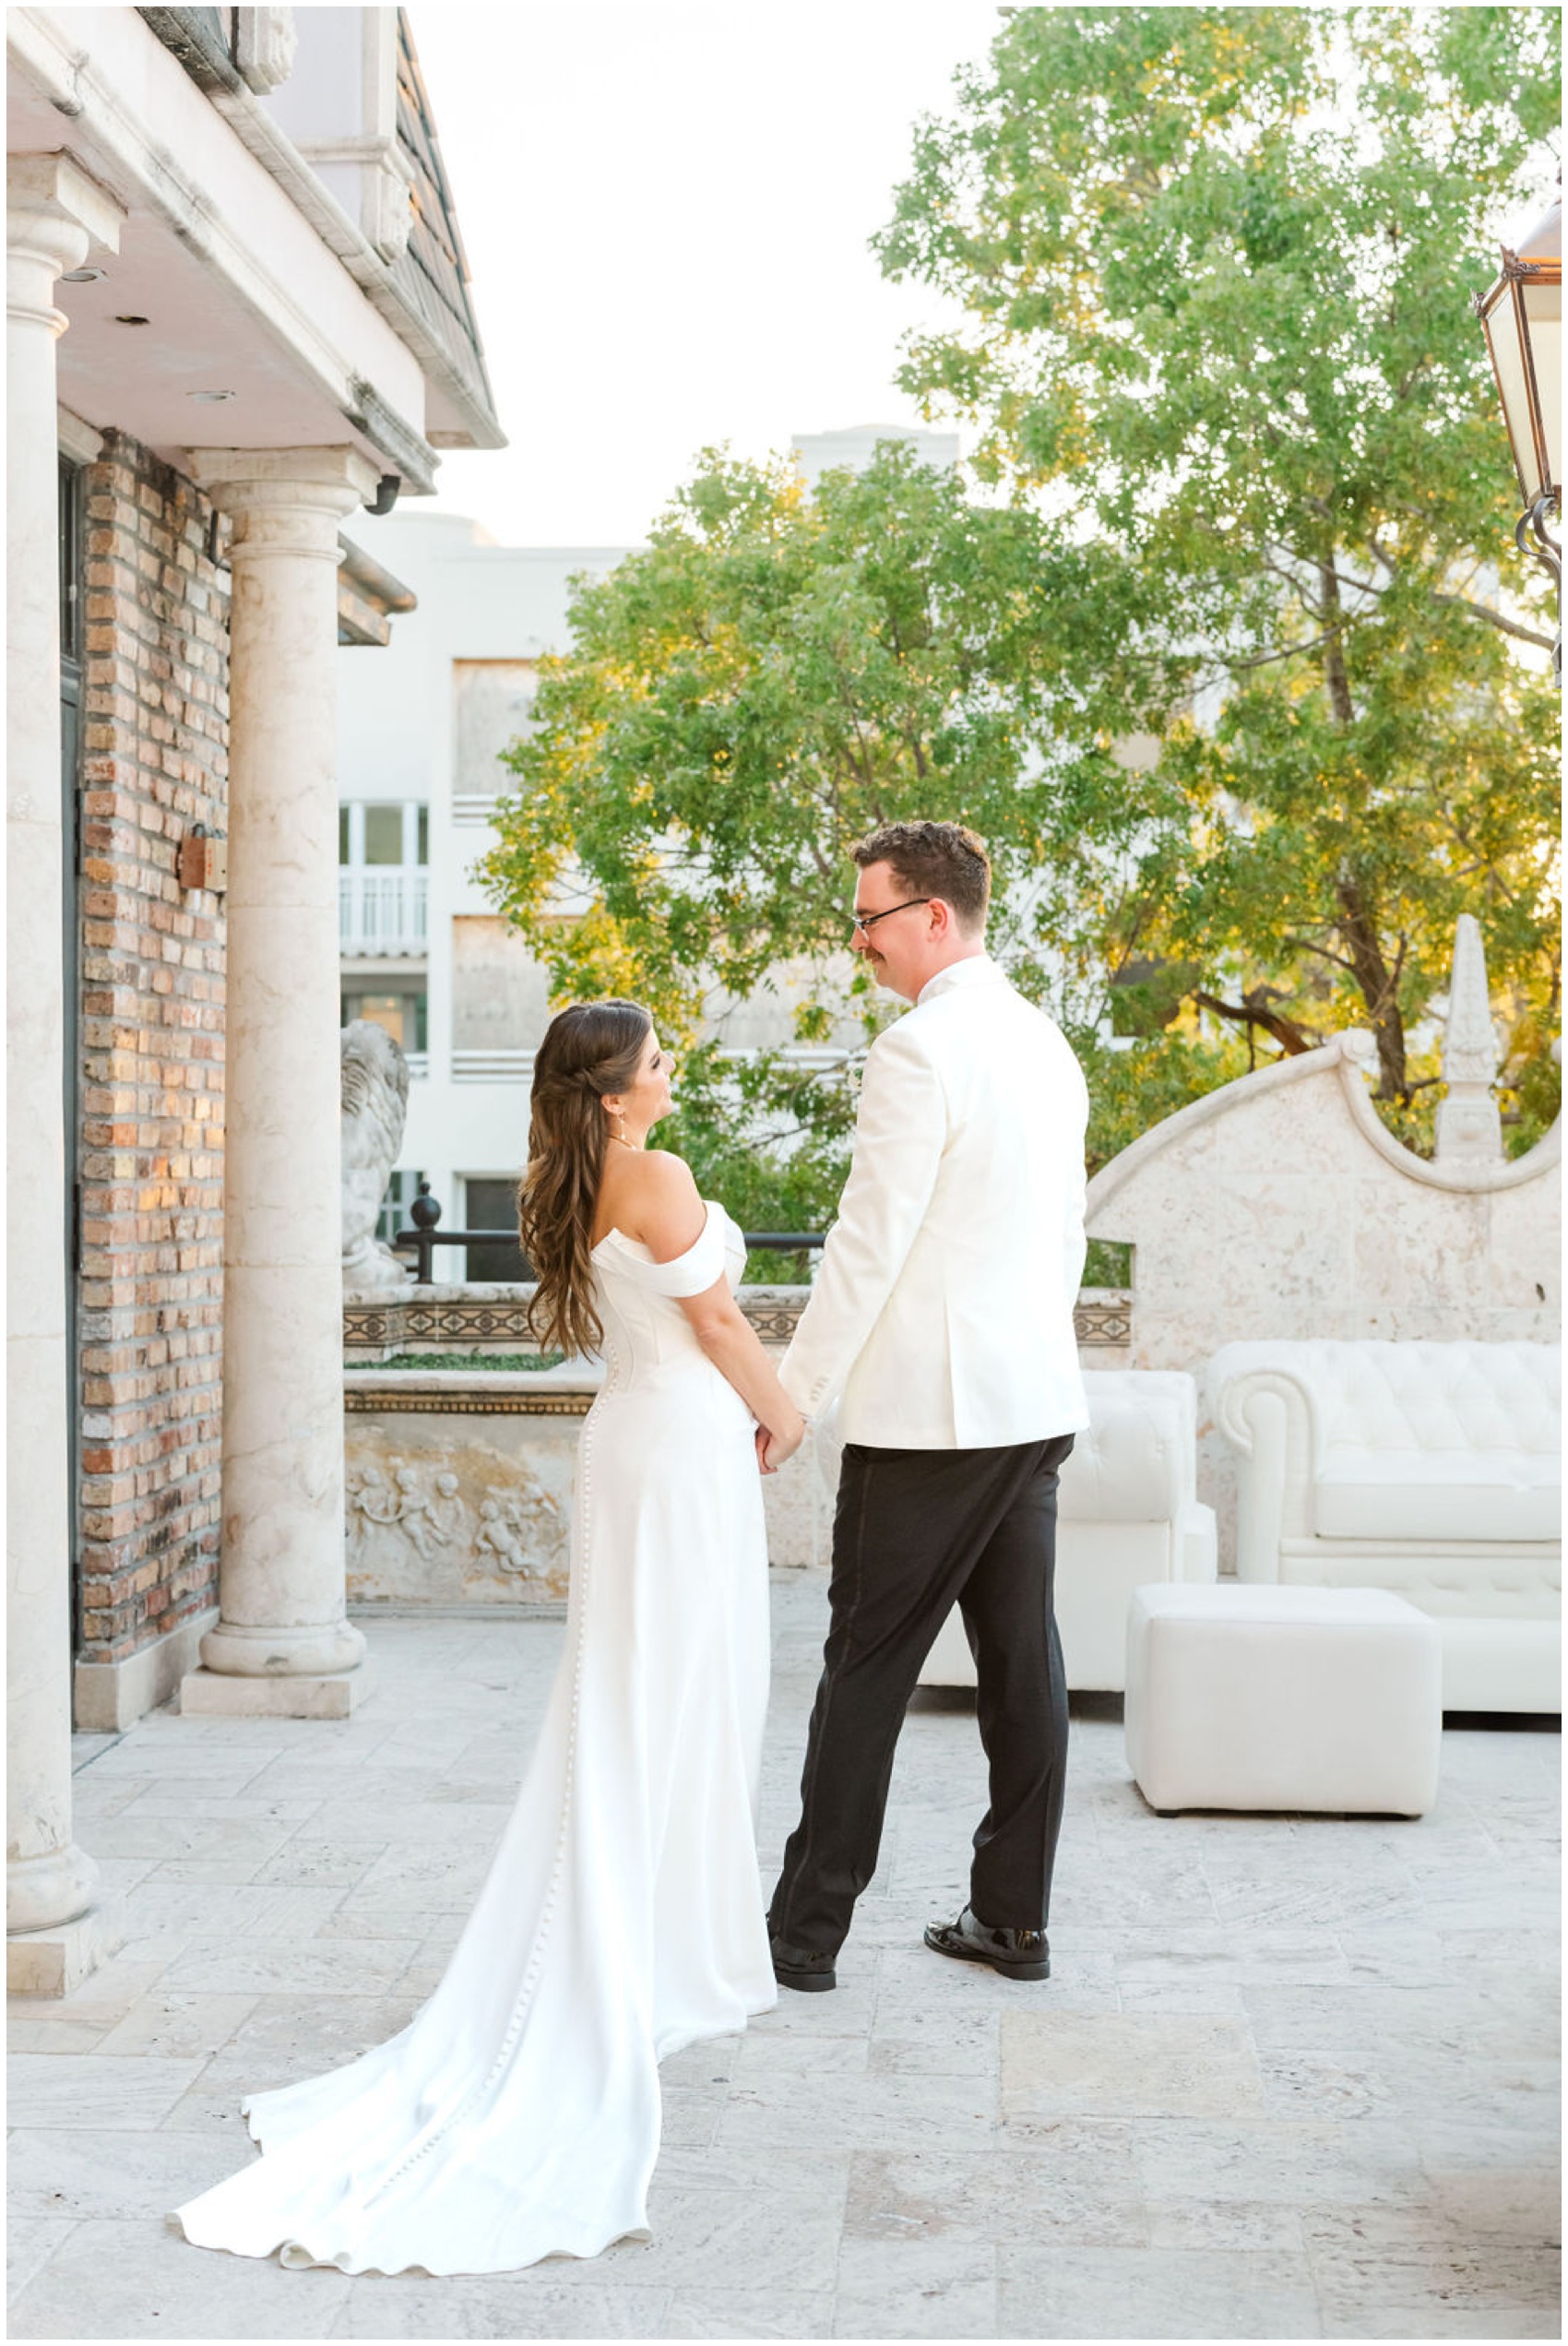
[[920, 1370, 1217, 1694], [1209, 1339, 1562, 1713]]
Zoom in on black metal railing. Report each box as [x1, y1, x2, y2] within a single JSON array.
[[391, 1183, 825, 1285]]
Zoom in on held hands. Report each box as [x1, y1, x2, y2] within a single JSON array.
[[755, 1416, 806, 1476]]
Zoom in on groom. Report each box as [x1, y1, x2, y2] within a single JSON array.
[[765, 821, 1089, 1990]]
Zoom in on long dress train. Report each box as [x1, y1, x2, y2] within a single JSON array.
[[172, 1201, 775, 2275]]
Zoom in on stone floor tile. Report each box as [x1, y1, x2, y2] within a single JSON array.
[[652, 2141, 852, 2198], [1145, 2200, 1305, 2251], [1115, 1925, 1350, 1988], [1050, 1852, 1218, 1929], [6, 2015, 120, 2054], [139, 1858, 270, 1886], [154, 1935, 420, 1996], [6, 2220, 79, 2310], [1256, 2047, 1393, 2120], [719, 2066, 996, 2152], [1134, 2117, 1427, 2209], [1115, 1978, 1250, 2017], [202, 1991, 424, 2078], [1301, 2205, 1561, 2325], [93, 1992, 261, 2061], [996, 2243, 1322, 2339], [328, 2276, 673, 2337], [654, 2085, 725, 2149], [1318, 2307, 1562, 2338], [1440, 1925, 1562, 1972], [6, 2054, 208, 2132], [733, 2030, 869, 2078], [1242, 1977, 1560, 2059], [597, 2186, 845, 2292], [6, 2127, 245, 2221], [6, 2218, 352, 2340], [1002, 2011, 1266, 2121], [832, 2234, 998, 2340], [92, 1815, 303, 1867], [746, 1983, 878, 2035], [299, 1799, 511, 1847], [70, 1777, 155, 1821], [249, 1841, 389, 1888], [85, 1854, 162, 1892], [1420, 2160, 1564, 2243], [846, 2138, 1146, 2249], [661, 2286, 836, 2337], [102, 1884, 349, 1944], [1199, 1862, 1426, 1933], [8, 1957, 179, 2035]]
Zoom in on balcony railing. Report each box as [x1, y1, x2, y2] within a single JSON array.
[[339, 869, 428, 957]]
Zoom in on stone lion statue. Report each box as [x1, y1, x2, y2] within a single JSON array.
[[341, 1018, 411, 1294]]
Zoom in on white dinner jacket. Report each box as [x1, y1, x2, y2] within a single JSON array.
[[779, 956, 1090, 1448]]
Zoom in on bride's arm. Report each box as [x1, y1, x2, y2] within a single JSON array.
[[621, 1154, 806, 1464]]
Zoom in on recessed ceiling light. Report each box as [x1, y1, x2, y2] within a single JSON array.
[[62, 267, 106, 283], [113, 314, 149, 326], [186, 389, 236, 403]]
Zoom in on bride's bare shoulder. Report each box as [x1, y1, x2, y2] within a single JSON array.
[[604, 1149, 706, 1255], [613, 1149, 700, 1205]]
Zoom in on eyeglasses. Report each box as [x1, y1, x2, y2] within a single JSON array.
[[849, 897, 932, 940]]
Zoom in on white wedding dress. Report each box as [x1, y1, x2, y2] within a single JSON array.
[[173, 1201, 776, 2275]]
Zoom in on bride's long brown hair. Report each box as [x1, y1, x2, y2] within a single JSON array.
[[517, 999, 653, 1358]]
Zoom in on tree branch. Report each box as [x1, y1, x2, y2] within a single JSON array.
[[1192, 989, 1320, 1055]]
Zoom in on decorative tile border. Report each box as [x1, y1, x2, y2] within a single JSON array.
[[345, 1387, 594, 1417], [344, 1284, 1134, 1355], [1075, 1291, 1134, 1347]]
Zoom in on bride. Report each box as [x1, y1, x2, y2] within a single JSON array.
[[173, 999, 806, 2275]]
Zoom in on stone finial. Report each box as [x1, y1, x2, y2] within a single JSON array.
[[1433, 914, 1503, 1164]]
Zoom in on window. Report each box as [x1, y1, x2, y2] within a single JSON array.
[[462, 1177, 531, 1282], [376, 1167, 425, 1247], [342, 989, 428, 1054], [338, 802, 428, 867], [451, 915, 548, 1052], [453, 661, 536, 820]]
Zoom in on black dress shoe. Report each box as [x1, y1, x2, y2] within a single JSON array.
[[769, 1934, 837, 1993], [924, 1906, 1051, 1981]]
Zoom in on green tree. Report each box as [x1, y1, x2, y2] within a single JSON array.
[[478, 442, 1156, 1047], [878, 5, 1561, 1140]]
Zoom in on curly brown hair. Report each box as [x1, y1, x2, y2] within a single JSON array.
[[517, 999, 652, 1358]]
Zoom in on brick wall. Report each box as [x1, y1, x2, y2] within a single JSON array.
[[76, 429, 230, 1664]]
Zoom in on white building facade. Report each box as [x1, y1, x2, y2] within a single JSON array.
[[335, 514, 633, 1272]]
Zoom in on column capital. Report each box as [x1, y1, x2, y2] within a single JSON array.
[[7, 150, 123, 264], [185, 444, 381, 519], [8, 154, 123, 333]]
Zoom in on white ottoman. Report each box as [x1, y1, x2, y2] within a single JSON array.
[[1124, 1584, 1442, 1817]]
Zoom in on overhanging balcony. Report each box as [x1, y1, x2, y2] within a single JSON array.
[[339, 869, 428, 957]]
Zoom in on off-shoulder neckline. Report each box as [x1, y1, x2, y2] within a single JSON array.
[[590, 1197, 717, 1265]]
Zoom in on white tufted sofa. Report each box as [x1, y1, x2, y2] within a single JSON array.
[[1209, 1340, 1562, 1713], [919, 1370, 1218, 1693]]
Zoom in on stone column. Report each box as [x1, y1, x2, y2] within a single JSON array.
[[181, 449, 379, 1718], [7, 156, 126, 1993]]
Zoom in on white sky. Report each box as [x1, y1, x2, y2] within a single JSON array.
[[405, 4, 1003, 547]]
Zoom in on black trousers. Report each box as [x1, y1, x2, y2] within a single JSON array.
[[767, 1433, 1075, 1958]]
